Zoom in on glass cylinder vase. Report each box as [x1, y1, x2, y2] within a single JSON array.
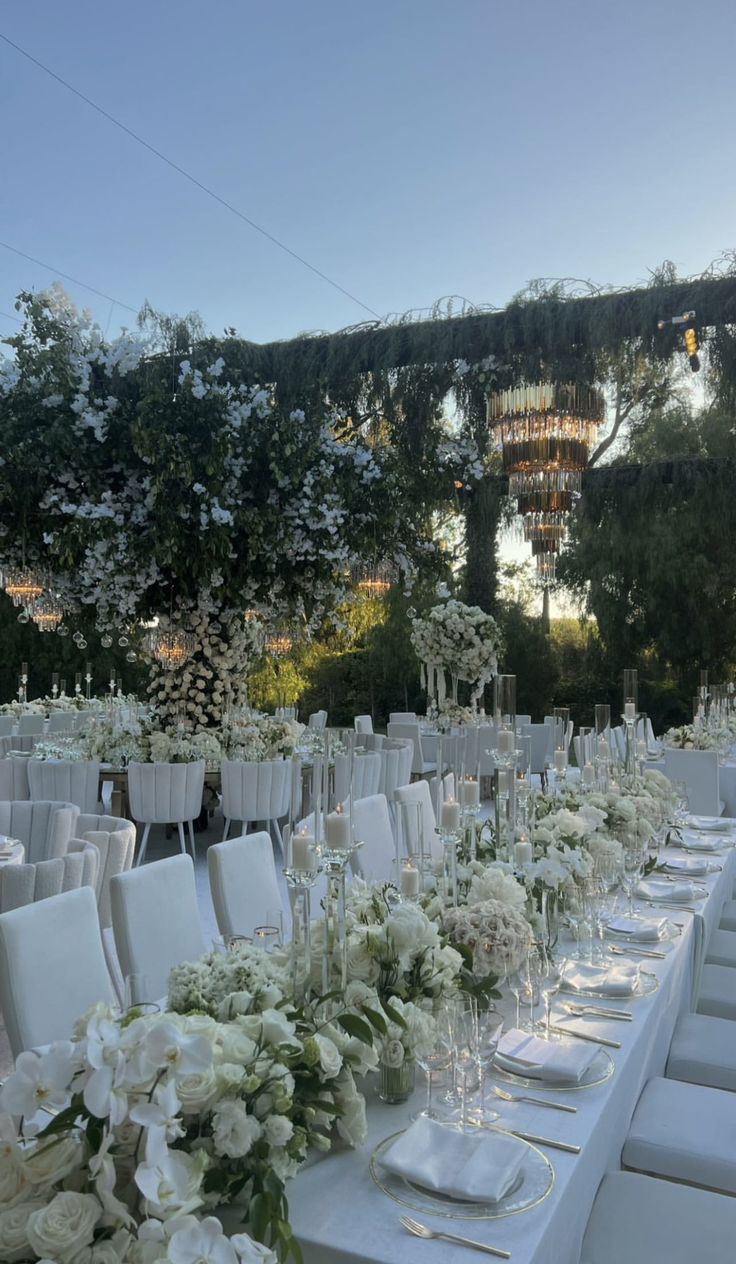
[[378, 1057, 416, 1104]]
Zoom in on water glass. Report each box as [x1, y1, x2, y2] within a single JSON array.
[[621, 840, 647, 918], [465, 1003, 504, 1123], [538, 947, 564, 1040], [413, 1006, 453, 1121]]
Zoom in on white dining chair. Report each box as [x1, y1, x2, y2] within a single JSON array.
[[394, 780, 440, 860], [389, 712, 417, 724], [474, 724, 500, 777], [0, 717, 13, 738], [351, 793, 398, 882], [110, 854, 206, 1003], [522, 724, 554, 783], [580, 1170, 736, 1264], [208, 832, 284, 940], [354, 715, 374, 735], [47, 711, 74, 734], [359, 733, 385, 752], [0, 843, 99, 913], [127, 760, 205, 865], [0, 757, 29, 800], [623, 1076, 736, 1195], [28, 758, 101, 813], [696, 963, 736, 1021], [73, 813, 136, 928], [666, 1012, 736, 1093], [17, 714, 44, 737], [307, 710, 327, 731], [515, 714, 532, 727], [0, 799, 79, 864], [662, 749, 723, 816], [220, 758, 291, 849], [386, 722, 436, 778], [0, 885, 116, 1055], [333, 751, 381, 804]]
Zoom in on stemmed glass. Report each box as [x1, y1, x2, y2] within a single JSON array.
[[452, 1006, 479, 1132], [538, 947, 564, 1040], [560, 879, 588, 959], [621, 839, 647, 918], [413, 1006, 453, 1122], [672, 781, 689, 829], [465, 1002, 504, 1124]]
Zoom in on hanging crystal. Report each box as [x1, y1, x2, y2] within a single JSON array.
[[351, 558, 395, 596], [3, 568, 44, 607], [145, 628, 196, 666], [29, 592, 64, 632]]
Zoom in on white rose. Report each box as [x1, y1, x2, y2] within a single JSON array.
[[176, 1067, 219, 1113], [313, 1034, 342, 1079], [22, 1135, 83, 1187], [0, 1198, 46, 1262], [212, 1100, 262, 1159], [27, 1191, 101, 1263], [382, 1038, 405, 1068], [263, 1115, 293, 1146], [0, 1159, 29, 1209], [335, 1090, 367, 1148]]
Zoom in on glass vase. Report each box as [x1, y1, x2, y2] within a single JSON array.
[[541, 887, 559, 951], [378, 1058, 416, 1104]]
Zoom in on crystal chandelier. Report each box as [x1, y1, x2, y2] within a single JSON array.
[[243, 609, 260, 621], [146, 628, 196, 667], [3, 568, 45, 607], [29, 593, 64, 632], [488, 382, 604, 581], [352, 559, 394, 596], [265, 627, 294, 657]]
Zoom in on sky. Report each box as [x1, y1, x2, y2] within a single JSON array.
[[2, 0, 736, 347]]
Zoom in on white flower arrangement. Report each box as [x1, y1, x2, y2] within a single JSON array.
[[663, 723, 729, 753], [411, 599, 502, 705], [426, 699, 476, 732], [443, 899, 531, 978]]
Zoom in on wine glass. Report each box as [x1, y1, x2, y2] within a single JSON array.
[[465, 1002, 504, 1123], [413, 1006, 453, 1121], [451, 1005, 478, 1132], [538, 947, 564, 1040], [560, 879, 588, 960], [621, 839, 647, 918], [672, 781, 689, 828]]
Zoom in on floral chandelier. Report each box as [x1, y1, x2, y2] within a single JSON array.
[[487, 381, 604, 581], [145, 628, 197, 667], [2, 567, 45, 608], [29, 592, 64, 632]]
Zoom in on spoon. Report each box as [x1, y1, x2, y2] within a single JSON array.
[[563, 1002, 633, 1021], [400, 1215, 511, 1258], [491, 1085, 577, 1113], [608, 943, 665, 960]]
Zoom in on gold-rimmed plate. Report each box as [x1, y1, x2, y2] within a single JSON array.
[[492, 1045, 614, 1092], [369, 1126, 554, 1220], [604, 916, 681, 943], [560, 968, 659, 1002]]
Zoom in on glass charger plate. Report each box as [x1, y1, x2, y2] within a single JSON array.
[[369, 1126, 554, 1220], [560, 969, 659, 1001], [492, 1045, 614, 1092], [662, 859, 721, 876], [639, 886, 707, 902], [605, 917, 681, 943]]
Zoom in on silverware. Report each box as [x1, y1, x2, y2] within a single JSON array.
[[505, 1128, 581, 1155], [608, 943, 666, 960], [645, 900, 696, 912], [548, 1024, 621, 1049], [400, 1214, 511, 1258], [491, 1085, 577, 1114], [562, 1002, 633, 1021]]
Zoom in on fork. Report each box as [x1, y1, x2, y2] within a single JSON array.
[[563, 1001, 633, 1021], [491, 1085, 577, 1113], [400, 1215, 511, 1257], [608, 942, 666, 960]]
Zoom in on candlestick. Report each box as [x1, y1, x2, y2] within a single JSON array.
[[636, 739, 648, 760], [59, 677, 66, 697], [624, 701, 636, 721], [497, 769, 509, 795], [597, 736, 609, 757]]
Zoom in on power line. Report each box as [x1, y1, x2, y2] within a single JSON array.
[[0, 309, 23, 324], [0, 32, 382, 320], [0, 240, 138, 313]]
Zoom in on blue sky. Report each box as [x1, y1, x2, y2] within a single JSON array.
[[1, 0, 735, 345]]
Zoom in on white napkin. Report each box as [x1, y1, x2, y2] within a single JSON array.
[[664, 856, 708, 875], [637, 878, 695, 901], [687, 816, 729, 832], [381, 1116, 525, 1203], [606, 914, 668, 941], [681, 835, 722, 852], [495, 1027, 598, 1083], [562, 961, 640, 996]]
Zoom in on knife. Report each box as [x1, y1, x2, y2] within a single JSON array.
[[548, 1025, 621, 1049], [508, 1129, 581, 1155]]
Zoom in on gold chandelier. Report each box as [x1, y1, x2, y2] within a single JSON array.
[[265, 626, 294, 657], [488, 382, 604, 581], [146, 628, 196, 667], [3, 568, 45, 607], [29, 593, 64, 632], [353, 559, 394, 596]]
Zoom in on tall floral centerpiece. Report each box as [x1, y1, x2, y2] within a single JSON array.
[[410, 599, 503, 708]]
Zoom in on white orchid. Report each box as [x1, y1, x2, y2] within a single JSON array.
[[1, 1044, 79, 1119]]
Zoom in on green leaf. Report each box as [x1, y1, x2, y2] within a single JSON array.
[[360, 1004, 387, 1035], [382, 1001, 407, 1029], [336, 1013, 375, 1045]]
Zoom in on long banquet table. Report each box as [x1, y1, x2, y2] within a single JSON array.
[[284, 835, 736, 1264]]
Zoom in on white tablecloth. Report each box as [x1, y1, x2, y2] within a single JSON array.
[[284, 845, 736, 1264]]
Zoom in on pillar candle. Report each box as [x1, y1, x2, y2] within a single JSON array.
[[582, 762, 596, 786], [399, 863, 421, 897], [637, 739, 648, 760], [554, 749, 568, 772], [292, 830, 316, 870], [514, 839, 533, 866], [460, 778, 480, 807], [440, 798, 461, 830], [624, 702, 636, 720], [325, 807, 351, 849], [497, 728, 515, 754]]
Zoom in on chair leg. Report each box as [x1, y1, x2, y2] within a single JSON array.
[[272, 817, 284, 857], [222, 817, 230, 842], [187, 820, 196, 860], [136, 823, 151, 867], [177, 822, 186, 855]]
